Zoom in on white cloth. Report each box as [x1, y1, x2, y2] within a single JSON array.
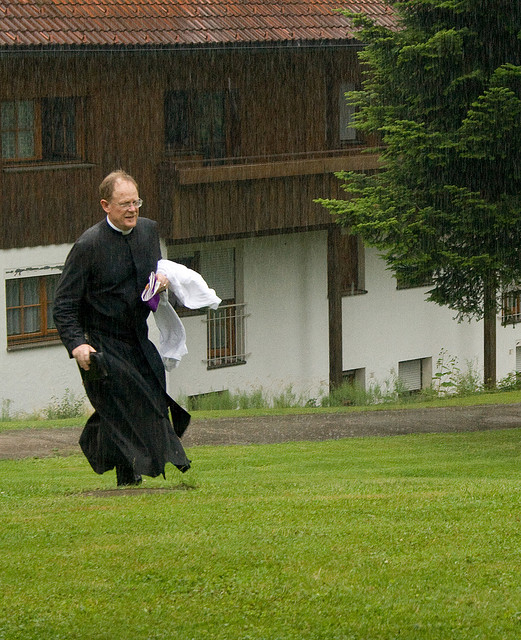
[[143, 260, 221, 370], [156, 259, 221, 310], [153, 295, 188, 371]]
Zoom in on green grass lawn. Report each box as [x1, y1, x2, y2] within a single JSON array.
[[2, 429, 521, 639]]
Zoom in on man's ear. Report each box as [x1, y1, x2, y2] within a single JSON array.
[[100, 199, 110, 214]]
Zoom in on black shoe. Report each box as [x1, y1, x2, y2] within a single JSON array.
[[117, 474, 142, 487], [116, 465, 142, 487]]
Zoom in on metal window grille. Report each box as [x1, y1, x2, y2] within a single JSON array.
[[204, 302, 248, 369]]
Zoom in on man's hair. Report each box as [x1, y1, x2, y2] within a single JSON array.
[[99, 170, 138, 201]]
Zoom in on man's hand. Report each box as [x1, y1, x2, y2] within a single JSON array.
[[72, 344, 97, 370], [155, 273, 170, 293]]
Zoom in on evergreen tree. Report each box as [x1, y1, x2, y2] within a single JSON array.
[[319, 0, 521, 387]]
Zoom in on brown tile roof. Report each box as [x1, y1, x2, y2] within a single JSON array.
[[0, 0, 394, 48]]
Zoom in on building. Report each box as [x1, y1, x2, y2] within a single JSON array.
[[1, 0, 519, 415]]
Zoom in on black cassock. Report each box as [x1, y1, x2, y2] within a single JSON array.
[[53, 217, 191, 478]]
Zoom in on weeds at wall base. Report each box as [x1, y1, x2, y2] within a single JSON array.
[[0, 389, 88, 422], [3, 350, 521, 418], [180, 351, 521, 411]]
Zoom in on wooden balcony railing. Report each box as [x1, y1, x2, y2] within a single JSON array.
[[159, 147, 381, 241], [165, 147, 380, 185]]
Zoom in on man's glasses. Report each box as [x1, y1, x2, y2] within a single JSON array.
[[117, 198, 143, 209]]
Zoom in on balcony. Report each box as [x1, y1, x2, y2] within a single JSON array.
[[159, 147, 380, 241], [164, 147, 380, 185]]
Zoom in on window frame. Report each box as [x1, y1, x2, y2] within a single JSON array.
[[164, 88, 240, 160], [338, 81, 357, 144], [167, 251, 206, 317], [398, 357, 432, 394], [326, 79, 359, 149], [167, 245, 246, 370], [338, 233, 366, 297], [6, 274, 61, 347], [1, 97, 85, 165], [502, 289, 521, 326]]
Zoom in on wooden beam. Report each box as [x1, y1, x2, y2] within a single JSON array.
[[483, 277, 497, 389], [177, 152, 380, 185], [328, 225, 343, 390]]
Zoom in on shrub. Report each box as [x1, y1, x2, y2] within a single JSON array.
[[497, 372, 521, 392], [1, 398, 15, 421], [272, 386, 306, 409], [320, 381, 372, 407], [43, 389, 87, 420], [235, 389, 269, 410]]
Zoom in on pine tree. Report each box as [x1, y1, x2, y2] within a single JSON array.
[[319, 0, 521, 387]]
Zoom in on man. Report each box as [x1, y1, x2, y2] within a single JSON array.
[[53, 170, 191, 486]]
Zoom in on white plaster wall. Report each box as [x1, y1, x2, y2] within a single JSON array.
[[166, 231, 330, 402], [161, 233, 521, 401], [343, 247, 521, 388], [0, 244, 86, 416], [3, 234, 521, 416], [240, 230, 330, 399]]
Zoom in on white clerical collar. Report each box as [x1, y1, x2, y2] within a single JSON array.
[[106, 216, 133, 236]]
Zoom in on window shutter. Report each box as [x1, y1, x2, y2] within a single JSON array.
[[338, 233, 359, 293], [200, 248, 235, 301], [516, 346, 521, 373], [399, 359, 422, 391]]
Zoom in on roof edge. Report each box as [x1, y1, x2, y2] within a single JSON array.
[[0, 38, 365, 55]]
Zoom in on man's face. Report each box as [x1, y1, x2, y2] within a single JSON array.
[[101, 179, 140, 231]]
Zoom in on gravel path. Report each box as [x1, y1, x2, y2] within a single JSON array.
[[2, 403, 521, 460]]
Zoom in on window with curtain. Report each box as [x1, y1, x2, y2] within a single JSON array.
[[6, 275, 60, 346], [1, 97, 84, 162]]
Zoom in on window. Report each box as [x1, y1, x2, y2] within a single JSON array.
[[396, 268, 433, 290], [502, 290, 521, 326], [339, 82, 357, 143], [186, 390, 229, 411], [206, 302, 247, 369], [168, 246, 247, 369], [1, 97, 84, 162], [170, 247, 236, 311], [164, 89, 239, 159], [1, 101, 36, 159], [168, 252, 202, 317], [326, 80, 359, 148], [343, 368, 365, 389], [338, 233, 366, 296], [516, 345, 521, 374], [398, 357, 432, 394], [6, 274, 60, 346], [201, 248, 247, 369]]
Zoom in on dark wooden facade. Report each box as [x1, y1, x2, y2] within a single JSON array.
[[0, 44, 378, 250]]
